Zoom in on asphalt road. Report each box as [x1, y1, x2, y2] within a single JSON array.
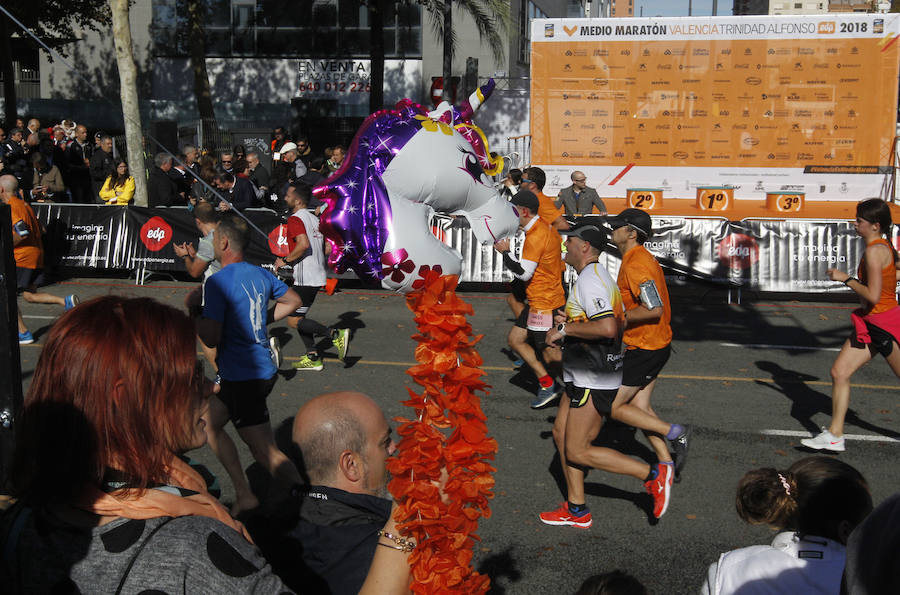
[[15, 276, 900, 594]]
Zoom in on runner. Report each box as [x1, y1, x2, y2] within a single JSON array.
[[273, 181, 350, 371], [494, 190, 566, 408], [197, 213, 304, 514], [0, 174, 79, 344], [605, 208, 692, 481], [538, 218, 671, 527]]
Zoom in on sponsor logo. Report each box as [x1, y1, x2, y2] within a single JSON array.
[[746, 76, 762, 85], [673, 151, 688, 159], [718, 234, 760, 270], [140, 217, 173, 252], [818, 22, 835, 34], [545, 24, 554, 38], [592, 137, 608, 144], [564, 25, 578, 36], [594, 78, 608, 86], [743, 137, 760, 146], [268, 224, 290, 256]]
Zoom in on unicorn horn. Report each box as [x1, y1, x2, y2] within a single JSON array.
[[454, 78, 496, 122]]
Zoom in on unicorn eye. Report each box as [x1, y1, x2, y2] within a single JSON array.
[[458, 149, 487, 185]]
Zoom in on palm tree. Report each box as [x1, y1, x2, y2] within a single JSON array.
[[419, 0, 509, 102]]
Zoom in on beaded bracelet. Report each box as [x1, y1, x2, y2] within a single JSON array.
[[377, 529, 416, 553]]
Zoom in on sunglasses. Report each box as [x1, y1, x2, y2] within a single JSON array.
[[520, 178, 532, 184]]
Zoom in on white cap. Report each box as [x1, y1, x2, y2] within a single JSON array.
[[280, 142, 298, 153]]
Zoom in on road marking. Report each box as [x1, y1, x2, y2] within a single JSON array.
[[720, 342, 840, 352], [22, 315, 57, 320], [761, 429, 900, 443]]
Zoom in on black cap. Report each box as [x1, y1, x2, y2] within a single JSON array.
[[559, 216, 608, 252], [510, 189, 540, 213], [605, 208, 652, 238]]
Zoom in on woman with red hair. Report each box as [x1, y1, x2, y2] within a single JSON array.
[[1, 296, 415, 594]]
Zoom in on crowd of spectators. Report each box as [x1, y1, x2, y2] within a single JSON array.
[[0, 116, 345, 213]]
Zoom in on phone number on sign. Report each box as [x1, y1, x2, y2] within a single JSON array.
[[298, 81, 371, 93]]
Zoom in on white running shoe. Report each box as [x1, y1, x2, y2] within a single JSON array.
[[800, 428, 845, 452]]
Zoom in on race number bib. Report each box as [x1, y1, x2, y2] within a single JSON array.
[[526, 309, 554, 332]]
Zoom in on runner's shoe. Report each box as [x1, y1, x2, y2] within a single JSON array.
[[644, 463, 672, 519], [332, 328, 350, 361], [672, 424, 693, 481], [800, 428, 845, 452], [539, 502, 592, 528], [269, 336, 282, 368], [64, 295, 80, 310], [18, 330, 34, 345], [531, 383, 562, 409], [292, 354, 324, 371]]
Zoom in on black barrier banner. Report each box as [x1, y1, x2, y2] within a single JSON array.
[[25, 204, 874, 293]]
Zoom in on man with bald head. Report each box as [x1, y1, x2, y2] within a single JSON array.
[[289, 391, 396, 595], [556, 170, 607, 217]]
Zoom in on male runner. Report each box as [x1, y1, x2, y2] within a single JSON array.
[[538, 218, 671, 527], [0, 175, 78, 344], [197, 213, 303, 514], [494, 190, 566, 408], [605, 208, 691, 481], [272, 181, 349, 370]]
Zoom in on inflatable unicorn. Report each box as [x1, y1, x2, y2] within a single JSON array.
[[314, 80, 519, 293]]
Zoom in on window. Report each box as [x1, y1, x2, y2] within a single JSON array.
[[794, 2, 802, 7], [519, 1, 547, 64], [152, 0, 422, 58]]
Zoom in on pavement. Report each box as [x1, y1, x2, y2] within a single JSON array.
[[14, 275, 900, 594]]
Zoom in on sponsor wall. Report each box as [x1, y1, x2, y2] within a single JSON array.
[[531, 14, 900, 200], [30, 205, 872, 293]]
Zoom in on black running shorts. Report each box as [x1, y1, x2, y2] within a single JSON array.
[[217, 374, 278, 428], [622, 345, 671, 388], [291, 285, 320, 317], [853, 322, 898, 357], [565, 382, 618, 416]]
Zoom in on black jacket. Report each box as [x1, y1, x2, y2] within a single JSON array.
[[148, 167, 180, 207], [288, 486, 392, 595], [224, 176, 256, 211]]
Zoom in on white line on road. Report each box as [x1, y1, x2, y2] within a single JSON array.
[[761, 429, 899, 443], [22, 315, 57, 320], [720, 342, 840, 352]]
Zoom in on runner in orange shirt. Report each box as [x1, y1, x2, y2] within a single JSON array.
[[605, 208, 692, 487], [0, 175, 79, 344], [494, 190, 566, 408]]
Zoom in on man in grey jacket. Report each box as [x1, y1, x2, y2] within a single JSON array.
[[555, 171, 607, 217]]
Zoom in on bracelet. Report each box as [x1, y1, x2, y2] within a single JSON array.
[[844, 277, 858, 286], [377, 529, 416, 553]]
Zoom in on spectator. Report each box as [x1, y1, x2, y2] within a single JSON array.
[[183, 144, 200, 176], [0, 295, 292, 593], [288, 391, 396, 594], [0, 126, 5, 147], [271, 126, 290, 155], [168, 153, 193, 201], [843, 490, 900, 594], [247, 151, 270, 200], [99, 159, 135, 205], [556, 171, 607, 217], [499, 167, 522, 200], [213, 171, 255, 212], [701, 456, 872, 595], [148, 152, 180, 207], [51, 125, 67, 146], [295, 135, 313, 169], [66, 124, 93, 203], [218, 151, 233, 174], [25, 118, 41, 138], [325, 145, 345, 175], [1, 128, 29, 192], [233, 144, 246, 161], [280, 142, 307, 179], [190, 156, 219, 206], [29, 152, 65, 202], [89, 134, 115, 202]]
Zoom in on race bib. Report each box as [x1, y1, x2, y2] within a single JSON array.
[[526, 309, 554, 331]]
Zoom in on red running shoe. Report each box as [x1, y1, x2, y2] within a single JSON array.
[[539, 502, 592, 528], [644, 463, 673, 519]]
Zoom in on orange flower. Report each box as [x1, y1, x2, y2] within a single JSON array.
[[391, 274, 497, 594]]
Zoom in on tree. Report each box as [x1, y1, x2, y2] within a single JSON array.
[[108, 0, 148, 206], [368, 0, 388, 113], [0, 0, 110, 128], [419, 0, 509, 102], [185, 0, 216, 125]]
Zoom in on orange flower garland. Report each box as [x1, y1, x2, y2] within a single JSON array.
[[386, 270, 498, 594]]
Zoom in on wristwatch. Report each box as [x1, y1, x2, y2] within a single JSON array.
[[556, 322, 566, 336]]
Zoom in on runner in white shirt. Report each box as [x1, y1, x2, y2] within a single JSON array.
[[538, 217, 672, 528], [273, 182, 350, 371]]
